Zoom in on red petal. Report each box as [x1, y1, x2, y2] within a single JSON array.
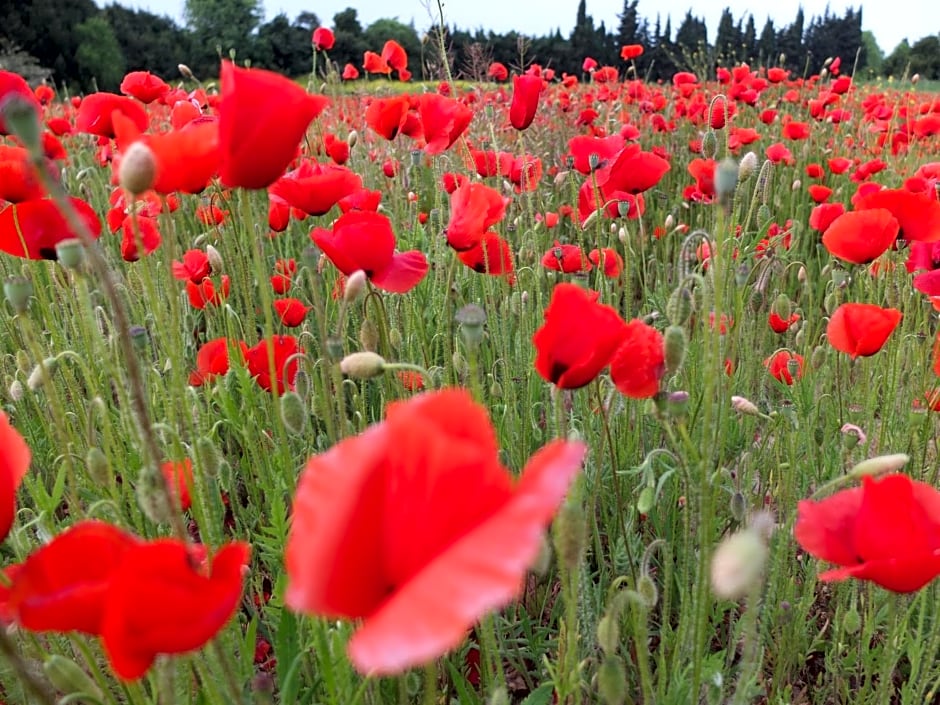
[[370, 250, 428, 293], [794, 488, 863, 566]]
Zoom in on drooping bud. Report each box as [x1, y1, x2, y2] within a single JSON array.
[[206, 244, 223, 272], [710, 526, 768, 600], [344, 269, 367, 303], [194, 436, 223, 479], [663, 325, 687, 374], [554, 500, 587, 571], [771, 293, 792, 320], [339, 351, 386, 379], [346, 129, 358, 148], [85, 447, 112, 485], [279, 390, 307, 435], [136, 462, 174, 524], [731, 395, 761, 416], [665, 287, 693, 326], [848, 453, 909, 480], [359, 318, 379, 351], [43, 655, 102, 700], [738, 151, 759, 180], [118, 141, 157, 195], [597, 655, 628, 705], [4, 276, 33, 314], [27, 356, 58, 391]]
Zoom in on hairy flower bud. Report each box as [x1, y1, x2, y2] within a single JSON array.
[[340, 351, 386, 379]]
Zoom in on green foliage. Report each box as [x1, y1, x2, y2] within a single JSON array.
[[103, 3, 191, 79], [183, 0, 263, 71], [74, 14, 126, 91]]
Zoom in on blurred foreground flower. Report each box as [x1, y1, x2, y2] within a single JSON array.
[[285, 388, 585, 674]]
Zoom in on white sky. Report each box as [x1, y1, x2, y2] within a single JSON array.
[[123, 0, 937, 54]]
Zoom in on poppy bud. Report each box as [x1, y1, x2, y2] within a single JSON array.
[[340, 351, 386, 379], [136, 462, 174, 524], [636, 484, 655, 514], [86, 446, 111, 484], [553, 170, 569, 187], [848, 453, 909, 480], [701, 130, 718, 159], [43, 655, 102, 700], [731, 395, 761, 416], [663, 325, 687, 374], [811, 345, 827, 370], [15, 350, 30, 373], [293, 368, 311, 400], [597, 655, 628, 705], [359, 318, 379, 352], [637, 572, 658, 608], [596, 613, 620, 656], [710, 527, 768, 600], [842, 606, 861, 634], [178, 63, 194, 79], [344, 269, 367, 304], [739, 151, 759, 180], [665, 287, 693, 325], [8, 378, 24, 401], [346, 129, 358, 148], [325, 335, 344, 361], [771, 293, 792, 320], [581, 209, 599, 231], [4, 275, 32, 314], [730, 490, 747, 522], [388, 327, 402, 351], [119, 141, 157, 195], [554, 500, 586, 571], [452, 351, 469, 378], [840, 423, 866, 450], [195, 436, 223, 479], [206, 244, 223, 272], [27, 356, 58, 391], [278, 391, 307, 435]]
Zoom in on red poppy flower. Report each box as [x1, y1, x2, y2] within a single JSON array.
[[120, 71, 169, 104], [763, 350, 804, 384], [365, 96, 411, 140], [8, 521, 140, 634], [456, 231, 514, 280], [363, 51, 391, 75], [0, 197, 102, 260], [533, 283, 628, 389], [0, 144, 47, 203], [190, 338, 248, 386], [312, 27, 335, 51], [610, 320, 664, 398], [101, 540, 249, 680], [246, 335, 302, 394], [487, 62, 508, 81], [380, 40, 411, 80], [120, 214, 161, 262], [589, 248, 624, 278], [687, 158, 717, 200], [217, 61, 328, 190], [795, 473, 940, 592], [342, 64, 360, 80], [285, 388, 585, 675], [809, 202, 845, 232], [419, 94, 473, 154], [603, 145, 671, 196], [312, 211, 427, 293], [0, 70, 41, 135], [445, 181, 507, 252], [186, 275, 230, 309], [542, 242, 592, 273], [620, 44, 644, 60], [161, 459, 194, 512], [855, 188, 940, 243], [75, 93, 149, 138], [808, 185, 832, 203], [509, 74, 542, 131], [566, 134, 625, 175], [769, 312, 800, 333], [822, 209, 899, 264], [274, 298, 310, 327], [172, 249, 211, 283], [826, 303, 901, 358], [1, 410, 30, 544], [269, 160, 362, 217], [782, 121, 811, 140]]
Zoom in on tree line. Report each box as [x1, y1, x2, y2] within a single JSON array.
[[0, 0, 937, 92]]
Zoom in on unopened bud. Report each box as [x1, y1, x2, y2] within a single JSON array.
[[730, 491, 747, 521], [359, 318, 379, 351], [791, 179, 802, 191], [636, 573, 658, 608], [136, 462, 174, 524], [701, 130, 718, 159], [43, 655, 102, 700], [811, 345, 826, 370], [339, 351, 386, 379], [206, 244, 223, 272], [279, 390, 307, 434], [346, 129, 358, 147], [344, 270, 367, 303], [178, 63, 194, 79], [27, 356, 58, 390], [848, 453, 909, 480], [597, 655, 627, 705], [739, 151, 758, 180], [119, 141, 157, 195], [663, 325, 687, 374], [710, 527, 768, 600], [85, 447, 112, 484], [842, 606, 861, 634], [664, 213, 675, 230], [731, 395, 761, 416], [0, 94, 41, 151], [665, 287, 693, 326], [715, 157, 739, 204], [8, 379, 24, 401], [194, 436, 223, 479], [771, 293, 792, 320], [554, 500, 586, 570], [4, 275, 32, 314]]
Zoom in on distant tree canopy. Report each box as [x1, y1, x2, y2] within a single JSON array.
[[1, 0, 937, 90]]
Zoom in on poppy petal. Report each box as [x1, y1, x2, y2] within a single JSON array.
[[370, 250, 429, 293]]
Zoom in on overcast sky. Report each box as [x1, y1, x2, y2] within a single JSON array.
[[126, 0, 937, 55]]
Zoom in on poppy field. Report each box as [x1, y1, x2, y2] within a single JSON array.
[[2, 26, 940, 705]]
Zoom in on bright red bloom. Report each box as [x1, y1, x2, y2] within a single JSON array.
[[764, 350, 804, 384], [312, 211, 427, 293], [855, 188, 940, 243], [456, 231, 514, 281], [218, 61, 328, 190], [8, 521, 140, 634], [445, 181, 506, 252], [190, 338, 248, 386], [270, 160, 362, 216], [809, 202, 845, 232], [589, 248, 624, 278], [533, 283, 628, 389], [509, 74, 542, 131], [172, 249, 211, 283], [566, 134, 625, 175], [487, 62, 508, 81], [602, 145, 671, 195], [312, 27, 335, 51], [75, 93, 149, 138], [808, 184, 832, 203], [342, 63, 360, 80], [0, 70, 41, 135], [246, 335, 302, 394], [769, 311, 800, 333], [120, 71, 169, 104], [381, 40, 411, 81], [363, 51, 391, 75], [782, 121, 811, 140], [120, 214, 161, 261], [418, 93, 473, 154], [285, 388, 585, 675], [161, 459, 194, 512], [620, 44, 644, 60], [0, 144, 47, 203], [273, 298, 310, 327], [100, 540, 249, 680], [366, 95, 410, 140], [826, 303, 901, 359], [0, 197, 102, 260], [795, 474, 940, 592], [822, 209, 899, 264], [542, 242, 592, 273], [687, 158, 717, 200], [186, 275, 230, 309], [1, 411, 30, 544], [609, 320, 664, 399]]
